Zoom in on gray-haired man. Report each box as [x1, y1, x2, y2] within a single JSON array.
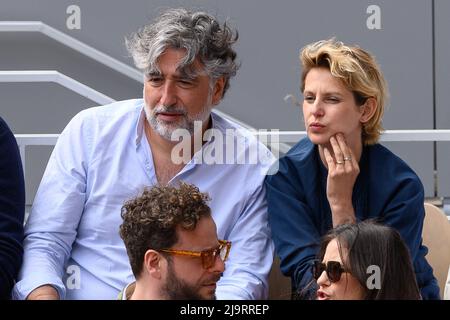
[[14, 8, 274, 300]]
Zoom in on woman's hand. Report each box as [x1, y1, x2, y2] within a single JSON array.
[[323, 133, 360, 227]]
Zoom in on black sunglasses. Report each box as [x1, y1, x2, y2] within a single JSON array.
[[312, 260, 347, 283]]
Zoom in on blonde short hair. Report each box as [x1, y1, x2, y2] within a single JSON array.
[[300, 39, 389, 145]]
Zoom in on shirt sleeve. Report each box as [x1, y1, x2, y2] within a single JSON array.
[[265, 158, 320, 299], [215, 180, 275, 300], [12, 111, 91, 300], [0, 118, 25, 299], [381, 175, 441, 300]]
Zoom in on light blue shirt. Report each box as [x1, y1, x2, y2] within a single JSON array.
[[13, 99, 275, 300]]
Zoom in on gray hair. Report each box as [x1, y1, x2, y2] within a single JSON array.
[[126, 8, 239, 98]]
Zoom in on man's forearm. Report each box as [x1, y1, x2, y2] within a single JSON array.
[[27, 285, 60, 300]]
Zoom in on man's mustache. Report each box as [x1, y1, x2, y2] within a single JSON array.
[[153, 105, 187, 116]]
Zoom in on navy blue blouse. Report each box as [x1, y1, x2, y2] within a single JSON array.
[[0, 117, 24, 299], [265, 138, 440, 299]]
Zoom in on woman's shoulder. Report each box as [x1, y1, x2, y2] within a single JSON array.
[[265, 138, 317, 184], [277, 138, 317, 172], [369, 144, 414, 168], [367, 143, 423, 186], [284, 137, 316, 163]]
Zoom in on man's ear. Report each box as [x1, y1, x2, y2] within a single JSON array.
[[211, 77, 226, 106], [144, 250, 163, 279], [360, 97, 377, 123]]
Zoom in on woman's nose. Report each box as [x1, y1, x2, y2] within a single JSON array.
[[311, 100, 325, 117], [316, 270, 330, 287]]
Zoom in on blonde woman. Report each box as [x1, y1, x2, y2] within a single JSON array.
[[265, 39, 439, 300]]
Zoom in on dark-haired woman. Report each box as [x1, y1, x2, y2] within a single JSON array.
[[313, 221, 420, 300]]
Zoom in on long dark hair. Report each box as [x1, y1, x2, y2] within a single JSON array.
[[316, 221, 421, 300]]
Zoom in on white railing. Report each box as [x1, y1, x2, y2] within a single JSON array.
[[0, 21, 142, 82], [253, 129, 450, 143], [4, 71, 450, 179], [0, 70, 115, 105], [14, 129, 450, 172], [15, 130, 450, 148], [0, 70, 116, 177], [14, 134, 59, 178], [15, 130, 450, 219]]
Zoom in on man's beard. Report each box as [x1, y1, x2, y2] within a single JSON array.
[[145, 103, 212, 141], [160, 260, 218, 300]]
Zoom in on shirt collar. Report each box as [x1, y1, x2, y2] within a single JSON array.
[[201, 112, 219, 144], [135, 106, 146, 146]]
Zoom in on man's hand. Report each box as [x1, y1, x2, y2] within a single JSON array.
[[27, 285, 59, 300], [323, 134, 359, 227]]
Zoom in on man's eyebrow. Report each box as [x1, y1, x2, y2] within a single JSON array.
[[146, 67, 201, 80], [147, 70, 162, 77], [176, 73, 196, 81], [177, 66, 201, 80]]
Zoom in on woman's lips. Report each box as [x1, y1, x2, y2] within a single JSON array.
[[309, 123, 326, 133], [317, 290, 330, 300]]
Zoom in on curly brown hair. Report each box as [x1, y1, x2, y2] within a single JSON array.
[[119, 182, 211, 277]]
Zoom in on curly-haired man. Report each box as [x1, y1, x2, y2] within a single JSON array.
[[118, 182, 230, 300]]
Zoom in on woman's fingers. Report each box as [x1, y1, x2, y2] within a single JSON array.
[[329, 136, 344, 169], [326, 134, 360, 175], [335, 134, 353, 171], [323, 146, 336, 172], [347, 144, 360, 172]]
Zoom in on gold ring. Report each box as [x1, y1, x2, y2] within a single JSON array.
[[336, 160, 344, 164]]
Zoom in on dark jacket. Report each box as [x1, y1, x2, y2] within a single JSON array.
[[0, 117, 25, 299], [265, 138, 440, 299]]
